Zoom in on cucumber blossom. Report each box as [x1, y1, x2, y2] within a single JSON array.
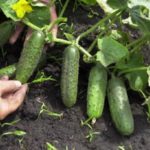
[[16, 31, 45, 83], [61, 45, 80, 107], [87, 63, 107, 119], [107, 75, 134, 136]]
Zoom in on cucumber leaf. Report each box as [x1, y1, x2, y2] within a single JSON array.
[[96, 0, 127, 14], [25, 6, 50, 28], [96, 36, 129, 67], [128, 0, 150, 10], [125, 70, 148, 91], [116, 51, 144, 70], [0, 0, 19, 21], [129, 5, 150, 33]]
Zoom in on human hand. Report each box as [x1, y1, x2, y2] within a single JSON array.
[[0, 76, 28, 120]]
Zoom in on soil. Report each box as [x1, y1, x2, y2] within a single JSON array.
[[0, 2, 150, 150]]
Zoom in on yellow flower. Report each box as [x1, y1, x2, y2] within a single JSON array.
[[11, 0, 33, 19]]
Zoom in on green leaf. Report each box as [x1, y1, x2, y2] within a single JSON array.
[[109, 29, 130, 45], [1, 130, 26, 138], [96, 0, 127, 14], [0, 0, 19, 21], [116, 51, 144, 70], [64, 33, 75, 41], [147, 66, 150, 86], [25, 6, 50, 28], [125, 70, 148, 91], [96, 36, 129, 67], [46, 142, 57, 150], [130, 5, 150, 33], [128, 0, 150, 10]]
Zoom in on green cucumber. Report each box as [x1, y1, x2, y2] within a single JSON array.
[[107, 75, 134, 135], [87, 63, 107, 119], [0, 64, 17, 78], [61, 45, 80, 107], [16, 31, 45, 83], [0, 20, 15, 47]]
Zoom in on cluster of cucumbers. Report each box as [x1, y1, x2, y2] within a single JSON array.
[[60, 45, 134, 136], [0, 20, 134, 136]]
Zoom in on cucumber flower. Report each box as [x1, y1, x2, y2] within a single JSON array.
[[11, 0, 33, 19]]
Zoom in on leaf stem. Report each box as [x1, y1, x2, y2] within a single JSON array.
[[23, 19, 42, 31], [75, 43, 92, 58], [127, 34, 149, 49], [53, 38, 92, 58], [53, 38, 72, 45], [78, 9, 122, 40], [119, 66, 148, 75], [59, 0, 70, 17]]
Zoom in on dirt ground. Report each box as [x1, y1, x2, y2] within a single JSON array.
[[0, 2, 150, 150]]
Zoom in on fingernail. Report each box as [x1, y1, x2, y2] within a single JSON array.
[[15, 81, 22, 87]]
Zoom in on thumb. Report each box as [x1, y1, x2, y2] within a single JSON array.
[[0, 80, 22, 96], [9, 84, 28, 112]]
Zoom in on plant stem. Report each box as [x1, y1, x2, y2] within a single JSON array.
[[75, 43, 92, 58], [46, 17, 67, 31], [87, 11, 122, 53], [78, 9, 122, 40], [127, 34, 148, 49], [23, 19, 41, 31], [59, 0, 70, 17], [53, 38, 72, 45], [53, 38, 92, 58], [130, 40, 147, 54], [119, 66, 148, 75]]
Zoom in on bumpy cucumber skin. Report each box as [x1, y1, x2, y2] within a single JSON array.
[[0, 64, 17, 78], [107, 76, 134, 136], [61, 45, 80, 107], [87, 63, 107, 119], [16, 31, 45, 83], [0, 20, 15, 47]]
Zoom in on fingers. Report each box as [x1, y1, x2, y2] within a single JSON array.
[[0, 84, 28, 120], [9, 84, 28, 112], [0, 80, 22, 96], [9, 23, 24, 44], [0, 76, 9, 80]]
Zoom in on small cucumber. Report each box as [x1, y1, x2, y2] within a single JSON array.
[[87, 63, 107, 119], [16, 31, 45, 83], [0, 64, 17, 78], [107, 75, 134, 135], [61, 45, 80, 107], [0, 20, 15, 47]]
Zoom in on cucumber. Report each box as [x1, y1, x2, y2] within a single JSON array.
[[61, 45, 80, 107], [87, 63, 107, 119], [107, 75, 134, 135], [16, 30, 45, 83], [0, 20, 15, 47], [0, 64, 17, 78]]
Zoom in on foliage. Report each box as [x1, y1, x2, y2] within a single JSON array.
[[0, 0, 150, 140]]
